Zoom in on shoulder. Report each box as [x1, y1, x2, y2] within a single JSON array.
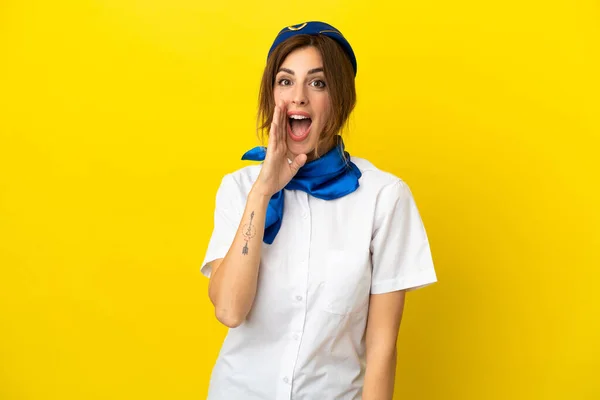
[[215, 165, 261, 201], [350, 158, 423, 233], [351, 156, 411, 198], [225, 164, 261, 190]]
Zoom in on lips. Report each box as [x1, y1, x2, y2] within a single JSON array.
[[287, 111, 312, 142]]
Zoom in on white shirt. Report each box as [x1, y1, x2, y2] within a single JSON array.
[[201, 156, 437, 400]]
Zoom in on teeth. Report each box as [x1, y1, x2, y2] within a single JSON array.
[[289, 115, 309, 120]]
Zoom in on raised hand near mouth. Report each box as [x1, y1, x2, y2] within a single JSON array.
[[252, 100, 308, 198]]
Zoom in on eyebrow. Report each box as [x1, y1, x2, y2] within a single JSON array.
[[278, 67, 324, 75]]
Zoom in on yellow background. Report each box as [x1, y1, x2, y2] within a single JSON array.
[[1, 0, 598, 399]]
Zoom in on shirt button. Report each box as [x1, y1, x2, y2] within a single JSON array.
[[302, 212, 308, 219], [283, 377, 289, 384], [296, 295, 303, 301], [293, 334, 299, 340]]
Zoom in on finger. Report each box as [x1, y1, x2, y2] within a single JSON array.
[[269, 106, 279, 150], [268, 121, 278, 153], [280, 101, 287, 144], [289, 153, 307, 175]]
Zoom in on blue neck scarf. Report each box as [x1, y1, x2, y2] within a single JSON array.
[[241, 135, 362, 244]]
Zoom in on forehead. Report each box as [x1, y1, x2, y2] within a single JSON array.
[[279, 46, 323, 71]]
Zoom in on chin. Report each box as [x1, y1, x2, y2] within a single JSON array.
[[286, 135, 318, 157]]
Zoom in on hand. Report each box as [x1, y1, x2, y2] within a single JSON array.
[[253, 101, 307, 197]]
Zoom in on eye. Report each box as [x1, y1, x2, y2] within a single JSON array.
[[277, 78, 292, 86], [310, 79, 327, 88]]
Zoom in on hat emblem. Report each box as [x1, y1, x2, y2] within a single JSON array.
[[286, 22, 307, 31]]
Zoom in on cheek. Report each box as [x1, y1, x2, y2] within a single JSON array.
[[274, 87, 291, 104], [314, 95, 331, 119]]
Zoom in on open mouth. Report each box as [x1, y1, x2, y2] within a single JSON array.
[[287, 114, 312, 142]]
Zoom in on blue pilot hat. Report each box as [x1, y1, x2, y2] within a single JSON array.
[[267, 21, 357, 77]]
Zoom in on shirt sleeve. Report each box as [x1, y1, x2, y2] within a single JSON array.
[[370, 179, 438, 294], [200, 173, 245, 278]]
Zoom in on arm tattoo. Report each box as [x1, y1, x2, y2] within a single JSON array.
[[242, 211, 256, 255]]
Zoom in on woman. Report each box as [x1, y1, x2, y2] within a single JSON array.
[[201, 21, 437, 400]]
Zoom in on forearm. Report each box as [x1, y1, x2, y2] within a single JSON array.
[[362, 347, 397, 400], [208, 186, 270, 327]]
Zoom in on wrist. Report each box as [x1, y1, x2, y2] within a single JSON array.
[[249, 184, 273, 202]]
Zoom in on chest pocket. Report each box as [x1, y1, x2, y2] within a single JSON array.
[[321, 249, 372, 315]]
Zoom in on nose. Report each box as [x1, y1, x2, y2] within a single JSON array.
[[292, 84, 308, 106]]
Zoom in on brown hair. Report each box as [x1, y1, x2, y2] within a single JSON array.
[[257, 34, 356, 158]]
